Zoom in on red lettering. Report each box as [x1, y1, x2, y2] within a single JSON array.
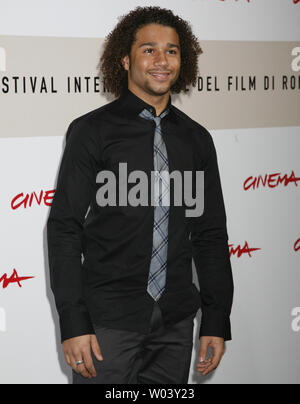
[[29, 192, 34, 207], [32, 191, 42, 206], [276, 173, 289, 187], [286, 170, 300, 186], [294, 239, 300, 252], [257, 174, 268, 188], [229, 241, 261, 258], [244, 171, 300, 190], [44, 190, 55, 206], [0, 269, 34, 289], [268, 173, 280, 188], [11, 193, 26, 210], [11, 189, 56, 210], [244, 176, 255, 190]]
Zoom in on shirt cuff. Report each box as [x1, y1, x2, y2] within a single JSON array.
[[59, 307, 95, 343], [199, 308, 232, 341]]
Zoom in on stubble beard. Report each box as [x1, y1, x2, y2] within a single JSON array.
[[143, 75, 174, 97]]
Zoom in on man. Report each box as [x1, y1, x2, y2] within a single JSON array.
[[47, 6, 234, 384]]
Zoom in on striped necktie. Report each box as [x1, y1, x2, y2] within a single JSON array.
[[139, 107, 170, 301]]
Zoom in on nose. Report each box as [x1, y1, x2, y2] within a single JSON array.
[[153, 50, 168, 67]]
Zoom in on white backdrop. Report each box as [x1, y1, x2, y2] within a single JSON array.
[[0, 0, 300, 384]]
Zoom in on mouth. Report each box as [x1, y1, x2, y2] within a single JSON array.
[[149, 72, 171, 82]]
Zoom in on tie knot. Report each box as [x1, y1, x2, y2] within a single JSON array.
[[139, 108, 169, 125]]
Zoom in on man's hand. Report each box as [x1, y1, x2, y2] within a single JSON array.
[[196, 336, 225, 376], [62, 334, 103, 379]]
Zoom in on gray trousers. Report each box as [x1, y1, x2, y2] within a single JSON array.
[[73, 302, 196, 384]]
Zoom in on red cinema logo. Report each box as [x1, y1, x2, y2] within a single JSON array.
[[0, 269, 34, 289], [244, 171, 300, 190], [294, 238, 300, 252], [11, 189, 55, 210], [229, 241, 261, 258]]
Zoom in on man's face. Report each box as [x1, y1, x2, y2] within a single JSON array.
[[122, 23, 181, 97]]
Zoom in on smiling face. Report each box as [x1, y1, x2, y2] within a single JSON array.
[[122, 23, 181, 99]]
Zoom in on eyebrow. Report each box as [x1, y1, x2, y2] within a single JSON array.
[[138, 42, 180, 49]]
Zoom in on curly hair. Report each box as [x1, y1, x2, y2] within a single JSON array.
[[99, 6, 203, 97]]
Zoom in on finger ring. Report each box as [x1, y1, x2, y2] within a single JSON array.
[[75, 360, 84, 366]]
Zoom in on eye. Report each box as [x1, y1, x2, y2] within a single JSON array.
[[168, 49, 178, 55], [144, 48, 154, 54]]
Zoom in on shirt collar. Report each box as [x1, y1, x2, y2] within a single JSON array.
[[117, 87, 172, 118]]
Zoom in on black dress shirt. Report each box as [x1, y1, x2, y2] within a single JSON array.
[[47, 88, 234, 343]]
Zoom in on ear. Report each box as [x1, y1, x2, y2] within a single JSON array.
[[122, 55, 130, 71]]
